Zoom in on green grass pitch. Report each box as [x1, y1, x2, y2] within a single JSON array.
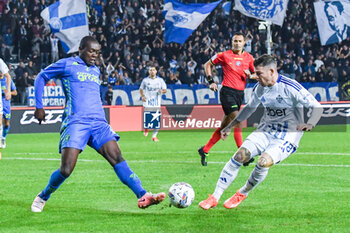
[[0, 126, 349, 232]]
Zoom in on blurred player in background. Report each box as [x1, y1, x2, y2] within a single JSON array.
[[31, 36, 165, 213], [0, 78, 17, 148], [139, 65, 167, 142], [198, 33, 255, 166], [0, 58, 13, 149], [199, 55, 322, 210]]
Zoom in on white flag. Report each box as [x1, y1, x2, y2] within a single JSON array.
[[234, 0, 289, 26], [314, 1, 350, 46], [41, 0, 89, 53]]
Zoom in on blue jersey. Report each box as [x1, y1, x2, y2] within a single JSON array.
[[1, 79, 16, 99], [35, 56, 105, 123]]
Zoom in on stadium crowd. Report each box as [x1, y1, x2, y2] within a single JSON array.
[[0, 0, 349, 105]]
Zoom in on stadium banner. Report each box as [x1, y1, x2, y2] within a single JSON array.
[[162, 0, 222, 44], [339, 81, 350, 100], [234, 0, 289, 26], [10, 107, 110, 134], [314, 1, 350, 46], [27, 86, 65, 107], [41, 0, 89, 53], [26, 82, 340, 107], [111, 82, 339, 105], [10, 102, 350, 133]]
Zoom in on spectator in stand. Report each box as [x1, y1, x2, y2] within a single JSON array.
[[25, 60, 37, 78], [108, 71, 117, 86], [50, 34, 59, 63], [105, 85, 113, 105], [314, 55, 324, 72], [303, 60, 316, 77]]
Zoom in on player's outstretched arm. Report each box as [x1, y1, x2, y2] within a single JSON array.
[[221, 92, 261, 140], [221, 119, 240, 140]]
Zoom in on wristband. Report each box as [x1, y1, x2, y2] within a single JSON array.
[[207, 76, 214, 84]]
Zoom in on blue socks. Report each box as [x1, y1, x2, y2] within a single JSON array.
[[114, 161, 146, 198], [39, 169, 68, 201], [38, 162, 147, 201], [3, 125, 9, 138]]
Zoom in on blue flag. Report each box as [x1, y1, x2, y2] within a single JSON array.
[[163, 0, 222, 44], [41, 0, 89, 53], [234, 0, 289, 26], [222, 1, 231, 16]]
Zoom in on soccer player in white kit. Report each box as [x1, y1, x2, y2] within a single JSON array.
[[0, 58, 12, 149], [139, 65, 167, 142], [199, 54, 323, 210]]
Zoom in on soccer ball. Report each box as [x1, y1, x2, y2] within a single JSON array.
[[168, 182, 195, 208]]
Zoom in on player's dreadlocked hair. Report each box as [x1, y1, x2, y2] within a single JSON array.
[[79, 36, 99, 50], [254, 54, 277, 68]]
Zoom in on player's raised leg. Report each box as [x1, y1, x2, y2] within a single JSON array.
[[99, 140, 165, 208], [199, 147, 251, 210], [31, 148, 79, 212], [223, 152, 273, 209]]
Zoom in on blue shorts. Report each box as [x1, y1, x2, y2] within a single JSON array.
[[59, 119, 120, 153], [2, 99, 11, 120]]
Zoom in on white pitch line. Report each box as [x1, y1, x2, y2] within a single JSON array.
[[13, 151, 350, 156], [2, 157, 350, 168]]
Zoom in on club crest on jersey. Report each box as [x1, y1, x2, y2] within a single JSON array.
[[276, 95, 283, 103], [236, 61, 241, 66]]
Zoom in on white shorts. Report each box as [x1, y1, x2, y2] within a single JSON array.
[[241, 131, 297, 164]]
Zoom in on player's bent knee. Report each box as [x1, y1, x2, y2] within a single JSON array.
[[233, 147, 251, 163], [258, 153, 274, 168], [59, 167, 73, 178]]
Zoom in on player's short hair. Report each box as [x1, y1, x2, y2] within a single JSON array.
[[148, 62, 157, 70], [254, 54, 277, 68], [79, 36, 99, 50], [232, 33, 245, 40]]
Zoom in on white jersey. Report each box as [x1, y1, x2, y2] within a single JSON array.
[[140, 76, 167, 108], [236, 75, 322, 147], [0, 58, 8, 107], [0, 59, 9, 74]]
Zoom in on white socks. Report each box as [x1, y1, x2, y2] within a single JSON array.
[[152, 129, 159, 138], [213, 158, 242, 201], [239, 164, 269, 196]]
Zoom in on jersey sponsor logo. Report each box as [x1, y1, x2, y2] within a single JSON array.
[[236, 61, 241, 66], [266, 107, 286, 117], [20, 109, 64, 125], [77, 72, 99, 84], [143, 110, 161, 129]]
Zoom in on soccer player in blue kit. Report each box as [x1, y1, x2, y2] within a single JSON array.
[[31, 36, 165, 212], [0, 78, 17, 148]]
